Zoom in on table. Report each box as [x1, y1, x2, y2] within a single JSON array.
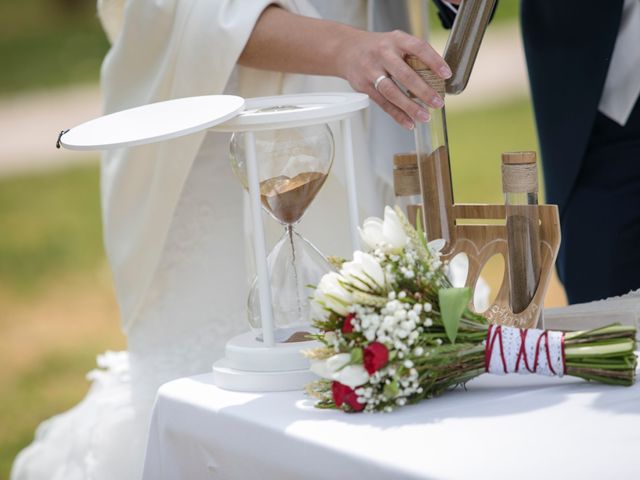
[[142, 371, 640, 480]]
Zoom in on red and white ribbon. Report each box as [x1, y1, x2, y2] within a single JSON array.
[[484, 325, 566, 377]]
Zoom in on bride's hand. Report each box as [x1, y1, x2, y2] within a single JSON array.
[[338, 29, 451, 130], [240, 6, 451, 130]]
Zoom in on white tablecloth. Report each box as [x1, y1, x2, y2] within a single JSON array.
[[142, 371, 640, 480]]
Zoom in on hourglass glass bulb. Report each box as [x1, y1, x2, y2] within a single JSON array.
[[229, 119, 336, 341], [229, 121, 334, 225]]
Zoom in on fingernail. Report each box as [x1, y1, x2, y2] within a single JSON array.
[[439, 65, 452, 79], [403, 120, 415, 130], [417, 110, 430, 123], [431, 96, 444, 109]]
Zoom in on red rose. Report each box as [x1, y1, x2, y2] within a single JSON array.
[[331, 381, 365, 412], [341, 313, 356, 334], [363, 342, 389, 374]]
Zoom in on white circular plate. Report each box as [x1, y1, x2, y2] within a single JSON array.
[[212, 92, 369, 132], [59, 95, 245, 151]]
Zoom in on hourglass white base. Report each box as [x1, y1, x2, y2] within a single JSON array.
[[212, 331, 320, 392]]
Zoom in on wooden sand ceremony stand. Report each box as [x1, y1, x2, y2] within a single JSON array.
[[395, 1, 561, 329]]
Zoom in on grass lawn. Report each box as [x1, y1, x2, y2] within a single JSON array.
[[0, 163, 125, 477], [0, 162, 105, 295], [0, 1, 108, 95], [448, 97, 540, 203], [0, 95, 559, 476]]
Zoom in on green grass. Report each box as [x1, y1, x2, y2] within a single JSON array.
[[0, 347, 103, 477], [447, 97, 540, 203], [0, 161, 104, 296], [0, 1, 108, 94]]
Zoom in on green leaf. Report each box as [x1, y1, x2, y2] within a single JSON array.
[[383, 379, 399, 399], [414, 209, 430, 253], [350, 347, 363, 364], [438, 287, 471, 344]]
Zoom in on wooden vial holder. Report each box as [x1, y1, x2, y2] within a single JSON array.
[[393, 151, 560, 329]]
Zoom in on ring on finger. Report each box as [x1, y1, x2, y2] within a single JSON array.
[[373, 74, 390, 92]]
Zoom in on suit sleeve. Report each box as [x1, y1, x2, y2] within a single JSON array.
[[431, 0, 499, 30]]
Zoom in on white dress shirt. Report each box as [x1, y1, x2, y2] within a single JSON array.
[[598, 0, 640, 125]]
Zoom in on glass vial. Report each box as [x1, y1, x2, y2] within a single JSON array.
[[406, 56, 455, 250], [502, 152, 541, 325], [443, 0, 497, 94]]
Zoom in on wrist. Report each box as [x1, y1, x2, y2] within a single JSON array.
[[328, 24, 366, 80]]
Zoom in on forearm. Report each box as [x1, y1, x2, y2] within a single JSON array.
[[239, 5, 359, 79]]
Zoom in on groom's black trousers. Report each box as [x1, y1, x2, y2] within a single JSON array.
[[558, 98, 640, 304]]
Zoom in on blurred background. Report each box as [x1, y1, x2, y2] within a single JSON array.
[[0, 1, 566, 476]]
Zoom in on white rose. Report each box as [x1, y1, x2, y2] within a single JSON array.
[[359, 216, 385, 251], [314, 272, 352, 316], [310, 293, 330, 321], [340, 251, 386, 292], [309, 353, 370, 388], [326, 353, 351, 371], [359, 206, 408, 253], [309, 354, 347, 379], [382, 206, 407, 250], [324, 331, 337, 344], [333, 364, 370, 388]]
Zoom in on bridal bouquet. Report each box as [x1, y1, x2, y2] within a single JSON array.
[[304, 207, 637, 413]]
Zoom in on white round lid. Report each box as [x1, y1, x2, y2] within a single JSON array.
[[58, 95, 245, 151], [212, 92, 369, 132]]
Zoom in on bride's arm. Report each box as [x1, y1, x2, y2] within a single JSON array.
[[239, 5, 452, 130]]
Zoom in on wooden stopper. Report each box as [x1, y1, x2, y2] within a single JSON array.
[[393, 152, 418, 169], [405, 55, 445, 98], [501, 152, 538, 194], [393, 153, 420, 196], [502, 151, 536, 165]]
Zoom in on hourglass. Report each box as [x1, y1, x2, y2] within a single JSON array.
[[56, 92, 369, 391], [211, 93, 368, 391], [230, 123, 334, 342]]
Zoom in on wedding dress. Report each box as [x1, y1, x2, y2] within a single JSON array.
[[10, 1, 417, 479]]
